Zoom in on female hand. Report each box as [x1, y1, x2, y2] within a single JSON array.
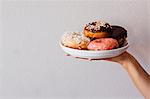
[[66, 52, 150, 98], [105, 51, 133, 69], [104, 52, 150, 98]]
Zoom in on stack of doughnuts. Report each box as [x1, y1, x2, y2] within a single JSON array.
[[61, 20, 127, 51]]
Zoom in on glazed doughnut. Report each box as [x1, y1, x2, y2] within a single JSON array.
[[87, 38, 119, 50], [111, 25, 127, 46], [84, 21, 112, 39], [61, 32, 90, 49]]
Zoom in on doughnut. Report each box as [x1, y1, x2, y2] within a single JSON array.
[[84, 21, 112, 39], [61, 32, 90, 49], [87, 38, 119, 50], [111, 25, 127, 46]]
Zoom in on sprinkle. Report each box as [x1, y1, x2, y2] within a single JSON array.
[[85, 20, 111, 32], [61, 31, 90, 46]]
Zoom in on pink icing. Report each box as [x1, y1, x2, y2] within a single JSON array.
[[87, 38, 119, 50]]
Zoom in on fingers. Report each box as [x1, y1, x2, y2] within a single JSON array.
[[64, 54, 92, 61], [104, 58, 112, 61], [75, 57, 92, 61], [65, 54, 70, 56], [64, 53, 119, 62]]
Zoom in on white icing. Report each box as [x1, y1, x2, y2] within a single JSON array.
[[85, 21, 110, 31], [61, 32, 90, 45]]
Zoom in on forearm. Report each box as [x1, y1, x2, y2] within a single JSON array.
[[123, 55, 150, 98]]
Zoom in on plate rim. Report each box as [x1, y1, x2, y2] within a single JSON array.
[[59, 42, 129, 53]]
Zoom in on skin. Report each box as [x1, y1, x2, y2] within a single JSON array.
[[65, 52, 150, 98], [107, 52, 150, 99]]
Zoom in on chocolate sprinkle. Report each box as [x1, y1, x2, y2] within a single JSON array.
[[85, 21, 112, 33]]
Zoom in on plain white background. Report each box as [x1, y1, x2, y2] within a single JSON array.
[[1, 0, 150, 99]]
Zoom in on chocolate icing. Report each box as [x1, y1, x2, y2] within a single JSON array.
[[111, 25, 127, 47], [111, 25, 127, 39], [85, 21, 112, 33]]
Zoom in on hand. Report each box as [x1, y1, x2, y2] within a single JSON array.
[[107, 52, 150, 98], [65, 51, 132, 66], [65, 51, 137, 70], [65, 52, 150, 98], [105, 51, 133, 69]]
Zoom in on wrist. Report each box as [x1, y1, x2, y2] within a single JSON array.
[[122, 59, 130, 70], [121, 54, 134, 70], [121, 54, 139, 70]]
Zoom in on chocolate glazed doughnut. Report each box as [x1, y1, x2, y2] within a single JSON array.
[[111, 25, 127, 47], [84, 21, 112, 39]]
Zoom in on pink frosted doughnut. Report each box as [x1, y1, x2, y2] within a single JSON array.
[[87, 38, 119, 50]]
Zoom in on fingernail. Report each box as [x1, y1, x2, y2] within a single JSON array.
[[88, 58, 92, 61], [105, 59, 112, 61], [65, 54, 70, 56]]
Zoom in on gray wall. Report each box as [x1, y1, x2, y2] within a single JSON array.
[[1, 0, 150, 99]]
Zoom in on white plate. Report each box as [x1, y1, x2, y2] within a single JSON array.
[[60, 42, 129, 59]]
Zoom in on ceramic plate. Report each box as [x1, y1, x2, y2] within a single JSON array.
[[60, 42, 129, 59]]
